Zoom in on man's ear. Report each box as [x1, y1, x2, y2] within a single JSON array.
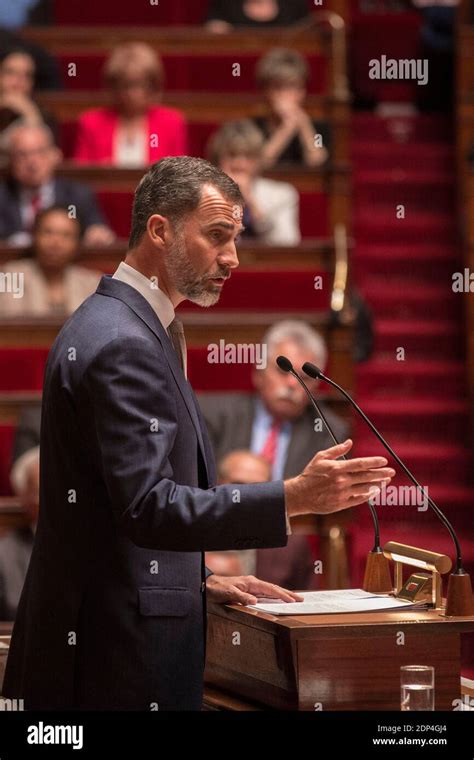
[[147, 214, 167, 246]]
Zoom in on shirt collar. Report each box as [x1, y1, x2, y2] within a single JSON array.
[[112, 261, 175, 330], [19, 180, 54, 202], [254, 397, 292, 432]]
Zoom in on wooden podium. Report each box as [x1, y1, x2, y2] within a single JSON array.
[[204, 601, 474, 711]]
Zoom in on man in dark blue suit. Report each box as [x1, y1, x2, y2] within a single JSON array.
[[0, 122, 114, 247], [3, 157, 394, 710]]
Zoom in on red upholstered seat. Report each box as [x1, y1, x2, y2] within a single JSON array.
[[53, 0, 316, 25], [57, 53, 327, 93], [188, 350, 337, 391], [178, 270, 330, 312], [97, 190, 329, 239], [0, 345, 338, 397], [54, 0, 211, 24], [0, 348, 49, 392]]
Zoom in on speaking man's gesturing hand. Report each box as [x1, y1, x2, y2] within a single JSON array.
[[285, 439, 395, 518], [205, 574, 304, 606]]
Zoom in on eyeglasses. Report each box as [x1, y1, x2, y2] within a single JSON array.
[[11, 146, 52, 161]]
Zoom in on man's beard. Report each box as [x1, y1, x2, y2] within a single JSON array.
[[163, 233, 229, 307]]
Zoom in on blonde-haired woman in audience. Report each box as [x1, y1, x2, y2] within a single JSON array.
[[74, 42, 188, 167], [0, 205, 101, 317], [208, 118, 301, 246]]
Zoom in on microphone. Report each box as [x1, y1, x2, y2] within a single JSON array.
[[276, 355, 392, 592], [302, 362, 474, 616]]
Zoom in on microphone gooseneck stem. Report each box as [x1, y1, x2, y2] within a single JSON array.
[[315, 369, 463, 573], [287, 367, 382, 551]]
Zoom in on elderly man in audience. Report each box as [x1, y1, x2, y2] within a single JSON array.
[[252, 48, 330, 169], [199, 320, 349, 589], [208, 119, 301, 246], [0, 205, 102, 316], [74, 42, 188, 166], [0, 441, 39, 621], [206, 449, 316, 589], [0, 122, 114, 246]]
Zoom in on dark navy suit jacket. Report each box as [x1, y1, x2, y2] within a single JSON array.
[[3, 276, 287, 710], [0, 177, 106, 239]]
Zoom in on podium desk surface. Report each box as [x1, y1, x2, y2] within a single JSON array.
[[208, 601, 474, 636]]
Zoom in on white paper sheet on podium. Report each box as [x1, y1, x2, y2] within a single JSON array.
[[247, 588, 428, 615]]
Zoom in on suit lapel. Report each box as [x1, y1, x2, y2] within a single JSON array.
[[96, 276, 211, 482]]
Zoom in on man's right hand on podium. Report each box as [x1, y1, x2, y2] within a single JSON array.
[[284, 439, 395, 517]]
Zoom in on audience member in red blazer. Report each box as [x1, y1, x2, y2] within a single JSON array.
[[74, 42, 188, 166]]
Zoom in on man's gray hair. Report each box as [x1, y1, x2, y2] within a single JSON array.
[[128, 156, 244, 248], [263, 319, 328, 369], [5, 120, 55, 151]]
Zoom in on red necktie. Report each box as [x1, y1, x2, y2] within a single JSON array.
[[29, 193, 42, 228], [260, 420, 281, 465]]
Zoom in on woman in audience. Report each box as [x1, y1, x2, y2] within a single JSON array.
[[253, 48, 329, 168], [0, 205, 101, 317], [206, 0, 311, 32], [0, 48, 56, 149], [208, 119, 301, 246], [74, 42, 188, 166]]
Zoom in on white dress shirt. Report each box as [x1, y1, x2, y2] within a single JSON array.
[[112, 261, 187, 375], [112, 261, 175, 328]]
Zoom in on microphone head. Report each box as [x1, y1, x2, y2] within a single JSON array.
[[302, 362, 322, 379], [276, 355, 293, 373]]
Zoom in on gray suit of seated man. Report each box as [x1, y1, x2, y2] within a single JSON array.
[[199, 320, 349, 590]]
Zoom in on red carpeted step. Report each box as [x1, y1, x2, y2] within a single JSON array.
[[360, 278, 460, 319], [351, 396, 469, 442], [375, 318, 463, 357], [351, 11, 422, 104], [354, 210, 455, 243], [353, 170, 454, 210], [352, 436, 471, 485], [356, 357, 465, 397], [351, 142, 453, 172], [353, 243, 460, 280], [353, 113, 452, 143], [355, 168, 453, 185]]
